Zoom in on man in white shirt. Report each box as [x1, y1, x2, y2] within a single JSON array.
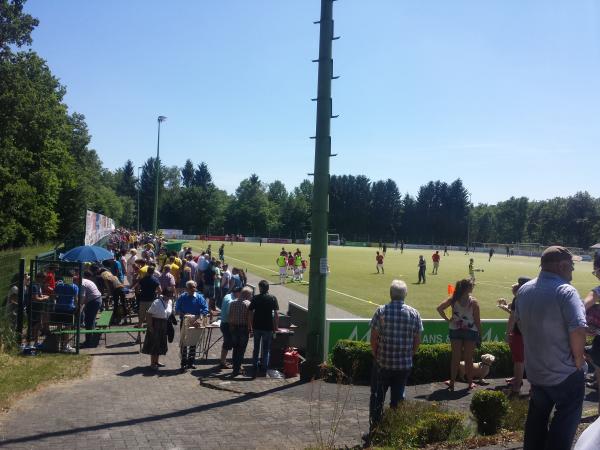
[[221, 264, 232, 298], [81, 271, 103, 347]]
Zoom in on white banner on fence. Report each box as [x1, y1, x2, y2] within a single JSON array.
[[160, 229, 183, 238], [85, 210, 115, 245]]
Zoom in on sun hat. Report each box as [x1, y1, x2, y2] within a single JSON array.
[[540, 246, 572, 265]]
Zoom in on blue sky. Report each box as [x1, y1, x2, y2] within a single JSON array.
[[26, 0, 600, 204]]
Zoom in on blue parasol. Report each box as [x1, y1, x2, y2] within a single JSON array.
[[60, 245, 114, 263]]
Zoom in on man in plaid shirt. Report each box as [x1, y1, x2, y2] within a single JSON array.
[[227, 286, 253, 377], [367, 279, 423, 441]]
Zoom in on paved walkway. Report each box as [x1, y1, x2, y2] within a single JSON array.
[[243, 271, 359, 319], [0, 328, 368, 450], [0, 276, 364, 450]]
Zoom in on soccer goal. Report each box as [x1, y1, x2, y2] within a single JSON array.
[[306, 232, 341, 246], [513, 242, 543, 257]]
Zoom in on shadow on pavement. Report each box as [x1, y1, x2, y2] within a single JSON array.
[[415, 387, 471, 401], [116, 366, 157, 377], [84, 351, 140, 357], [106, 341, 138, 349], [0, 377, 306, 447]]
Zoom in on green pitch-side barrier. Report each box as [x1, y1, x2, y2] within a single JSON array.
[[325, 318, 507, 354], [345, 241, 370, 247]]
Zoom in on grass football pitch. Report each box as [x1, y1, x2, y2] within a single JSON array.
[[188, 241, 596, 320]]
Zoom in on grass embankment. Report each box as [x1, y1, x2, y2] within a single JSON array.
[[0, 242, 55, 264], [0, 352, 91, 411]]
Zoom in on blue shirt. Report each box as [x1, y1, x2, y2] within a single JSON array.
[[175, 292, 208, 317], [232, 274, 242, 289], [54, 282, 79, 312], [515, 271, 587, 386], [220, 293, 234, 324], [198, 256, 209, 272], [114, 260, 124, 283], [370, 300, 423, 370]]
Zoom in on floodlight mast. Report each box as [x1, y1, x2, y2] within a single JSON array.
[[302, 0, 338, 380], [152, 115, 167, 234]]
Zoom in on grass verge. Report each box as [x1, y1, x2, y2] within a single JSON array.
[[0, 352, 91, 412]]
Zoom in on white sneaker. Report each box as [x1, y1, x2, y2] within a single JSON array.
[[63, 344, 76, 353]]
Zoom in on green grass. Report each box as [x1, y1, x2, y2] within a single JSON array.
[[0, 242, 55, 265], [188, 241, 597, 319], [0, 352, 91, 411]]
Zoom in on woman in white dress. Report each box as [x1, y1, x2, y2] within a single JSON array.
[[142, 290, 173, 370]]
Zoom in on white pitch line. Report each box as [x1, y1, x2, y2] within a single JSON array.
[[226, 256, 279, 274], [226, 256, 380, 307], [326, 288, 381, 306]]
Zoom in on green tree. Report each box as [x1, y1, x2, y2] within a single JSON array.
[[471, 204, 496, 243], [181, 159, 194, 188], [139, 157, 164, 231], [329, 175, 371, 241], [56, 112, 100, 241], [0, 52, 73, 247], [226, 174, 275, 236], [564, 192, 599, 248], [193, 162, 213, 189], [446, 179, 470, 243], [115, 160, 137, 200], [163, 165, 181, 189], [281, 179, 312, 240], [400, 193, 417, 242], [0, 0, 39, 60], [369, 179, 402, 241], [494, 197, 529, 243], [267, 180, 288, 236]]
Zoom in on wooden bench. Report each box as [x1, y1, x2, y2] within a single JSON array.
[[52, 327, 146, 351]]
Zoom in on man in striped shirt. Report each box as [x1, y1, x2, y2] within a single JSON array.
[[228, 286, 253, 377], [366, 279, 423, 442]]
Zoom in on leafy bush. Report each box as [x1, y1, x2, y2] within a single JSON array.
[[330, 339, 372, 384], [470, 390, 509, 435], [372, 401, 469, 448], [330, 339, 512, 385], [412, 411, 469, 446]]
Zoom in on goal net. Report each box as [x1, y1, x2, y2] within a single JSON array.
[[306, 233, 341, 246]]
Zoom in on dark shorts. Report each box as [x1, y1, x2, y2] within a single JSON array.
[[204, 285, 215, 299], [52, 312, 75, 325], [30, 301, 46, 322], [449, 328, 479, 342], [220, 322, 233, 351], [509, 332, 524, 363]]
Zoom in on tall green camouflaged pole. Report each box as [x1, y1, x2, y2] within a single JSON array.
[[302, 0, 338, 380]]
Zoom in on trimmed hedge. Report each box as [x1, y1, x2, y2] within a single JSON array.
[[331, 339, 512, 385]]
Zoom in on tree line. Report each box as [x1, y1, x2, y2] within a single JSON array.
[[2, 1, 599, 250]]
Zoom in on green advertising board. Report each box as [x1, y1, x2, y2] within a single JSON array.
[[325, 319, 508, 354]]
